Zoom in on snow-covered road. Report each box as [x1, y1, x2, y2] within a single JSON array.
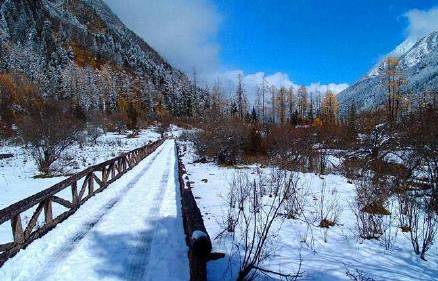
[[0, 139, 189, 281]]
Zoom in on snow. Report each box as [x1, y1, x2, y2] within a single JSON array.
[[192, 230, 208, 241], [0, 139, 189, 281], [179, 141, 438, 281], [339, 31, 438, 113], [0, 128, 160, 210]]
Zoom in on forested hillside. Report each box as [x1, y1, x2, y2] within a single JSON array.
[[0, 0, 206, 122]]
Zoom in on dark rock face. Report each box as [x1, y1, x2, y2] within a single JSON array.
[[338, 31, 438, 113], [0, 0, 201, 116]]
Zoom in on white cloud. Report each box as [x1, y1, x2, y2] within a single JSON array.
[[105, 0, 348, 102], [404, 7, 438, 41], [105, 0, 221, 76], [307, 82, 349, 95]]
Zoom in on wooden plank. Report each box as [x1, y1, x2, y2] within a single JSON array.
[[11, 215, 24, 243], [44, 199, 53, 223], [78, 175, 89, 201], [111, 163, 116, 179], [71, 181, 78, 207], [116, 160, 122, 173], [92, 173, 105, 188], [51, 196, 72, 209], [88, 173, 94, 194], [102, 167, 108, 184], [24, 202, 45, 238], [0, 242, 14, 252]]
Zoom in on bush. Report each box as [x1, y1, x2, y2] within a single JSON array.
[[16, 100, 82, 175], [399, 190, 437, 260], [223, 169, 301, 280], [191, 118, 249, 166], [353, 175, 390, 240]]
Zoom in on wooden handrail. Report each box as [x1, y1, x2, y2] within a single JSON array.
[[176, 142, 212, 281], [0, 138, 165, 267]]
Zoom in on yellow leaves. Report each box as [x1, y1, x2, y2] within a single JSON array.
[[386, 56, 399, 68], [321, 90, 339, 125], [0, 73, 41, 108], [116, 96, 129, 113], [312, 117, 323, 128], [155, 93, 170, 119], [70, 41, 105, 69], [65, 0, 107, 34]]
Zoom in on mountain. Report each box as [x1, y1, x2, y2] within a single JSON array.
[[0, 0, 202, 116], [337, 31, 438, 112]]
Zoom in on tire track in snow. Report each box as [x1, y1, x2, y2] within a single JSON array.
[[122, 147, 173, 281], [27, 143, 167, 281]]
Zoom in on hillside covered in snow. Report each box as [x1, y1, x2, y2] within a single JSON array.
[[337, 31, 438, 112], [0, 0, 204, 116]]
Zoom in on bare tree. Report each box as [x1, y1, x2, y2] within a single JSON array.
[[17, 100, 82, 175], [400, 191, 437, 260], [317, 180, 342, 229], [353, 175, 390, 240], [224, 169, 302, 281]]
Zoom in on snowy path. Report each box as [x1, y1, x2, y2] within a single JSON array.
[[0, 139, 189, 281]]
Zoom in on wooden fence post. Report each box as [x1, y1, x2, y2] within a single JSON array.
[[44, 199, 53, 223], [88, 173, 94, 194], [11, 215, 24, 243], [102, 167, 108, 185], [71, 181, 78, 208]]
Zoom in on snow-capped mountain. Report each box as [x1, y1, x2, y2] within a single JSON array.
[[0, 0, 202, 116], [338, 31, 438, 112]]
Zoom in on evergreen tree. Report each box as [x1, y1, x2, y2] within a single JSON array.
[[251, 106, 258, 123], [235, 74, 247, 119]]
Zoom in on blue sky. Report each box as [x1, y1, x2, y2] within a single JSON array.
[[106, 0, 438, 97], [214, 0, 437, 85]]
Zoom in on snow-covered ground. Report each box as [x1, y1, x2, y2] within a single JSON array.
[[180, 142, 438, 281], [0, 128, 161, 210], [0, 139, 189, 281]]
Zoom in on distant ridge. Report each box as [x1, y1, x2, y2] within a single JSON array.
[[337, 31, 438, 112]]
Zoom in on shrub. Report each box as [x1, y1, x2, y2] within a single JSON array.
[[353, 175, 390, 240], [223, 169, 301, 281], [16, 100, 82, 175], [399, 190, 437, 260], [191, 118, 248, 166]]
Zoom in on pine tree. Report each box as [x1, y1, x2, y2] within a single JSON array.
[[287, 87, 295, 124], [261, 76, 266, 124], [297, 86, 308, 122], [231, 101, 238, 118], [251, 106, 258, 123], [270, 86, 277, 124], [347, 102, 358, 135], [321, 90, 339, 126], [307, 92, 314, 121], [277, 87, 287, 125], [236, 74, 247, 119], [384, 57, 405, 122]]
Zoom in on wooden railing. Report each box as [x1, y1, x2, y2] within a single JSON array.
[[176, 143, 212, 281], [0, 138, 165, 267]]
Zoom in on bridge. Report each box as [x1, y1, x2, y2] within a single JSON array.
[[0, 139, 211, 281]]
